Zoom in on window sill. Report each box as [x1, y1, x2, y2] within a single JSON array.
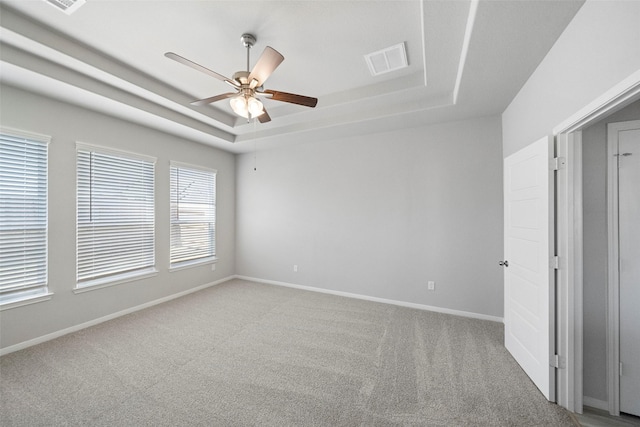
[[169, 257, 217, 273], [0, 292, 53, 311], [74, 268, 158, 294]]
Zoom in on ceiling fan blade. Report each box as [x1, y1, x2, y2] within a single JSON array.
[[257, 108, 271, 123], [248, 46, 284, 87], [165, 52, 239, 87], [190, 93, 237, 107], [263, 90, 318, 108]]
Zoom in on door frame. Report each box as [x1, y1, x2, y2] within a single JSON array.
[[552, 69, 640, 414]]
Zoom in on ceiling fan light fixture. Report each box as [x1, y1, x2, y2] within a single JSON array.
[[247, 96, 264, 117], [230, 95, 249, 118], [230, 94, 264, 118]]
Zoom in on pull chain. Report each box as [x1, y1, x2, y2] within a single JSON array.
[[253, 118, 257, 171]]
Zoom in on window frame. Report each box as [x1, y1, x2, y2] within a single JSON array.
[[169, 161, 217, 271], [0, 127, 52, 309], [75, 142, 157, 292]]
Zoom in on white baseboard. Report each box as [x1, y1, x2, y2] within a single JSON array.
[[234, 275, 504, 323], [0, 275, 234, 356], [582, 396, 608, 411]]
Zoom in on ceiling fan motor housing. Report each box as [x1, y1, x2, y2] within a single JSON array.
[[232, 71, 251, 85]]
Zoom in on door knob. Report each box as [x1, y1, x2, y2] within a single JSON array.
[[499, 260, 509, 267]]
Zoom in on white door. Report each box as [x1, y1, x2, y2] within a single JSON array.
[[615, 121, 640, 417], [504, 136, 555, 401]]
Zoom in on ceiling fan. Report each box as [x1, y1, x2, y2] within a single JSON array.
[[165, 33, 318, 123]]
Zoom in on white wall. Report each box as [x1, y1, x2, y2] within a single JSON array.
[[236, 116, 504, 318], [0, 85, 236, 350], [502, 0, 640, 156], [582, 100, 640, 404]]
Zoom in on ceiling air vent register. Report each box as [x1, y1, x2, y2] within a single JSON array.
[[44, 0, 86, 15], [364, 43, 408, 77]]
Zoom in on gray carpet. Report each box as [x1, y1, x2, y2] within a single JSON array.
[[0, 279, 575, 426]]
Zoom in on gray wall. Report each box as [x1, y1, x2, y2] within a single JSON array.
[[582, 100, 640, 403], [0, 85, 236, 350], [235, 116, 504, 318], [1, 86, 504, 353], [502, 0, 640, 157]]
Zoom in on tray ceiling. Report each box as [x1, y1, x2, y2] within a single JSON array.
[[0, 1, 584, 153]]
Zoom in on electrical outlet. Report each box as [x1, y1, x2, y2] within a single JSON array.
[[293, 265, 298, 272], [427, 281, 435, 291], [211, 264, 216, 271]]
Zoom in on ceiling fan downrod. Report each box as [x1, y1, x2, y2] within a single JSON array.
[[240, 33, 256, 72]]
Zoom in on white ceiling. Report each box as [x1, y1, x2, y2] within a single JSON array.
[[0, 0, 584, 153]]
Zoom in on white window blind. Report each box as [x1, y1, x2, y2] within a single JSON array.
[[0, 131, 49, 304], [77, 145, 155, 287], [170, 163, 216, 267]]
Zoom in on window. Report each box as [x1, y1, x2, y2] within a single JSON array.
[[0, 130, 50, 305], [76, 144, 155, 288], [170, 163, 216, 268]]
